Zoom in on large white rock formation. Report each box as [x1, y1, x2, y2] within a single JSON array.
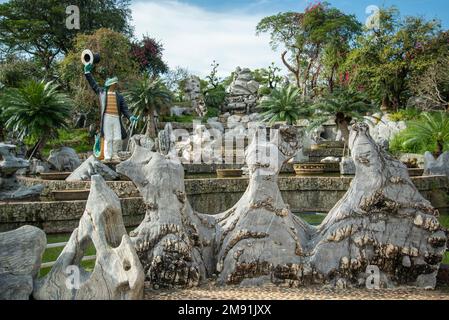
[[33, 175, 145, 300], [0, 226, 46, 300]]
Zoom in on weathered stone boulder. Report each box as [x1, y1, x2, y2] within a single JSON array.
[[340, 156, 355, 175], [0, 143, 43, 201], [129, 134, 155, 155], [424, 152, 449, 178], [0, 225, 46, 300], [311, 123, 447, 288], [366, 114, 406, 148], [116, 147, 215, 288], [66, 155, 119, 182], [214, 126, 312, 286], [185, 76, 207, 117], [33, 175, 145, 300], [225, 67, 260, 114], [47, 147, 81, 172]]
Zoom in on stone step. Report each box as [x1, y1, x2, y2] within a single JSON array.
[[38, 172, 71, 181], [52, 190, 90, 201]]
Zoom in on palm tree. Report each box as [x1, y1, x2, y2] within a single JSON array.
[[402, 112, 449, 157], [258, 85, 307, 125], [1, 80, 72, 158], [309, 88, 374, 143], [125, 75, 172, 138]]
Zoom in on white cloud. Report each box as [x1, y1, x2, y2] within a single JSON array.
[[130, 0, 286, 78]]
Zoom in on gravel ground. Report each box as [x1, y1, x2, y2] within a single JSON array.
[[145, 283, 449, 300]]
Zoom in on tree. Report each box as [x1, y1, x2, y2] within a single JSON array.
[[309, 88, 374, 142], [0, 0, 132, 73], [0, 54, 44, 87], [257, 3, 361, 96], [203, 61, 227, 112], [130, 36, 169, 78], [402, 112, 449, 157], [253, 62, 283, 90], [258, 85, 307, 125], [0, 80, 72, 158], [125, 75, 172, 138], [345, 7, 441, 111], [409, 31, 449, 111], [59, 28, 139, 124], [163, 66, 191, 100]]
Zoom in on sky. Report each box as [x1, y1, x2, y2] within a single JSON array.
[[1, 0, 448, 77], [130, 0, 449, 77]]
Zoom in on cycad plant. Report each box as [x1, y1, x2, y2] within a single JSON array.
[[125, 75, 172, 138], [402, 112, 449, 157], [1, 80, 72, 158], [309, 88, 374, 142], [258, 85, 307, 125]]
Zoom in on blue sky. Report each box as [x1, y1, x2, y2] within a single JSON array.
[[129, 0, 449, 76], [1, 0, 448, 76], [138, 0, 449, 28]]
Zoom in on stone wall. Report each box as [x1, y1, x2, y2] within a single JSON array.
[[1, 175, 447, 233]]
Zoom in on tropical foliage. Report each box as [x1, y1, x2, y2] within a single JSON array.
[[125, 75, 172, 138], [393, 112, 449, 157], [258, 85, 306, 125], [308, 88, 374, 142], [0, 80, 72, 157]]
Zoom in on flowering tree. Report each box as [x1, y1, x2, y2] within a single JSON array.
[[130, 36, 168, 78]]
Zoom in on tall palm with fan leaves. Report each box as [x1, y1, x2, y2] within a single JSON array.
[[402, 112, 449, 157], [125, 75, 172, 138], [1, 80, 72, 158], [258, 85, 309, 125]]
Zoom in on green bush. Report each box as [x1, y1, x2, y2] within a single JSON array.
[[390, 127, 436, 155], [389, 107, 421, 122], [25, 128, 92, 157]]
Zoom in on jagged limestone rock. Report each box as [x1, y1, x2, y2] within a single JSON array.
[[33, 175, 145, 300], [0, 225, 46, 300], [185, 76, 207, 117], [115, 123, 446, 290], [47, 147, 81, 172], [116, 145, 215, 288], [310, 123, 447, 288], [424, 152, 449, 178], [225, 67, 260, 114], [66, 155, 119, 182], [0, 143, 43, 201], [214, 126, 313, 285]]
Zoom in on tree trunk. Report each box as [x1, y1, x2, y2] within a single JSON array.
[[381, 95, 391, 112], [335, 113, 351, 143], [435, 141, 444, 158], [146, 106, 157, 138]]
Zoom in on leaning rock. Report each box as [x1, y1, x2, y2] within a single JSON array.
[[311, 123, 447, 288], [0, 226, 46, 300], [423, 152, 449, 178], [33, 175, 145, 300], [66, 155, 119, 182], [47, 147, 81, 172], [116, 145, 215, 288], [0, 143, 43, 201]]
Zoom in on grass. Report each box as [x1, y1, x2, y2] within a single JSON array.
[[25, 128, 93, 158], [439, 215, 449, 264]]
